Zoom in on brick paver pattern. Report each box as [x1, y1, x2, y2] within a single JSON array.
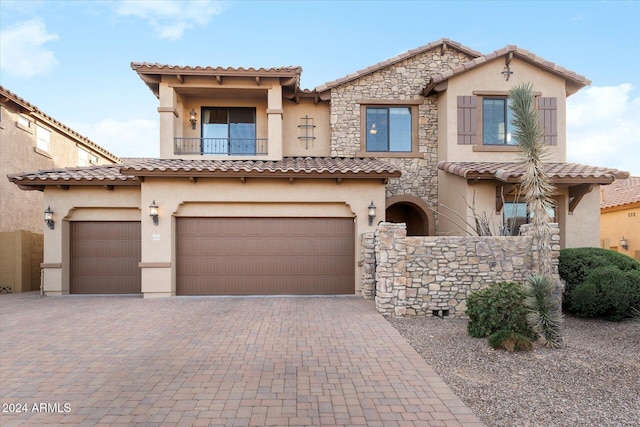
[[0, 294, 483, 426]]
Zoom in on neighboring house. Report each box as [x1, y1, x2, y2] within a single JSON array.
[[1, 86, 121, 292], [8, 39, 628, 298], [600, 177, 640, 260]]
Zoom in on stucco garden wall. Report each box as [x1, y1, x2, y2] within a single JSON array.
[[361, 222, 560, 317]]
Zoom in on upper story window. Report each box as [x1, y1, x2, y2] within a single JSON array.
[[358, 102, 420, 157], [78, 147, 90, 166], [366, 107, 412, 152], [16, 115, 33, 133], [36, 124, 51, 152], [202, 107, 257, 155], [457, 95, 557, 149], [483, 97, 517, 145]]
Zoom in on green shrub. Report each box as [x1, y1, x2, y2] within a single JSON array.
[[559, 248, 640, 303], [488, 330, 533, 352], [568, 267, 640, 321], [467, 281, 537, 339], [567, 282, 602, 318], [523, 274, 563, 348]]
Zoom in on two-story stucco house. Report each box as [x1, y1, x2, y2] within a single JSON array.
[[8, 39, 628, 298], [1, 86, 121, 293]]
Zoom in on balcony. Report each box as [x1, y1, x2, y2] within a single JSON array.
[[174, 138, 268, 156]]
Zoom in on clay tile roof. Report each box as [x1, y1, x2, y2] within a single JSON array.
[[424, 45, 591, 96], [601, 176, 640, 209], [7, 164, 139, 191], [120, 157, 401, 178], [438, 161, 629, 184], [8, 157, 401, 190], [0, 85, 122, 163], [131, 62, 303, 98], [315, 38, 481, 92], [130, 62, 302, 76]]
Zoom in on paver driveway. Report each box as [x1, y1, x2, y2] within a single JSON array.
[[0, 293, 483, 426]]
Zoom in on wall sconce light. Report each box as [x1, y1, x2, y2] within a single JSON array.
[[189, 109, 197, 130], [368, 201, 377, 226], [620, 236, 628, 250], [369, 123, 377, 135], [149, 200, 159, 226], [44, 206, 54, 230]]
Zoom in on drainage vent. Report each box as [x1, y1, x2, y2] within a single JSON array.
[[431, 309, 450, 318]]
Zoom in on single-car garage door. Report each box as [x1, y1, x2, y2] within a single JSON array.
[[176, 217, 354, 295], [70, 222, 141, 294]]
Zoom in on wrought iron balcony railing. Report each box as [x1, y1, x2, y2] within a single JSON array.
[[174, 138, 268, 156]]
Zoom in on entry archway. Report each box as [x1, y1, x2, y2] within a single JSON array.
[[385, 195, 435, 236]]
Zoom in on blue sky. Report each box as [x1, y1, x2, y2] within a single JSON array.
[[1, 0, 639, 175]]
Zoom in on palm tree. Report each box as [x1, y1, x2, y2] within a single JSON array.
[[510, 83, 562, 348]]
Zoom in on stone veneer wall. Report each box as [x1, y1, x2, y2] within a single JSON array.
[[362, 222, 561, 317], [329, 48, 474, 203]]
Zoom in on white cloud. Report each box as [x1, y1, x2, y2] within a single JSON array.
[[115, 0, 223, 40], [567, 84, 640, 176], [0, 19, 59, 78], [69, 118, 159, 159]]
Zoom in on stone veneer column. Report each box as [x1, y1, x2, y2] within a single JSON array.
[[374, 223, 408, 316], [519, 223, 563, 293], [360, 232, 375, 299]]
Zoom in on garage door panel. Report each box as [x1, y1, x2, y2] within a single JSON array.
[[71, 222, 141, 294], [177, 218, 354, 295]]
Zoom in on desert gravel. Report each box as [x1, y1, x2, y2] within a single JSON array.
[[389, 315, 640, 427]]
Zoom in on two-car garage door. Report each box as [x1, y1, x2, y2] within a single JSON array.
[[176, 217, 355, 295], [70, 218, 355, 295]]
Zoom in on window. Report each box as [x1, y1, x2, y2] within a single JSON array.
[[78, 148, 90, 166], [503, 201, 557, 236], [365, 107, 412, 152], [202, 107, 256, 155], [482, 97, 517, 145], [36, 125, 51, 152], [16, 115, 33, 133], [457, 95, 557, 148]]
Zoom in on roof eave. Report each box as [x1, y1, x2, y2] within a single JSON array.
[[119, 169, 401, 180]]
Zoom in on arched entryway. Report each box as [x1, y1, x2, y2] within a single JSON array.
[[385, 195, 435, 236]]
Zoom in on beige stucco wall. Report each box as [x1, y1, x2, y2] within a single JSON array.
[[38, 177, 386, 297], [601, 203, 640, 260], [562, 186, 602, 248], [282, 98, 331, 157], [438, 57, 567, 162], [41, 186, 141, 295], [436, 172, 599, 249], [158, 76, 286, 160], [437, 174, 500, 236], [1, 100, 118, 292], [1, 107, 52, 234], [140, 176, 386, 297]]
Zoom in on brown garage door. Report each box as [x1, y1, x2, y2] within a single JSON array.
[[70, 222, 141, 294], [176, 217, 354, 295]]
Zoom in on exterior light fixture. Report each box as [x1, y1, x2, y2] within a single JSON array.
[[368, 201, 377, 226], [149, 200, 159, 226], [620, 236, 628, 250], [189, 109, 197, 130], [44, 206, 54, 230]]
